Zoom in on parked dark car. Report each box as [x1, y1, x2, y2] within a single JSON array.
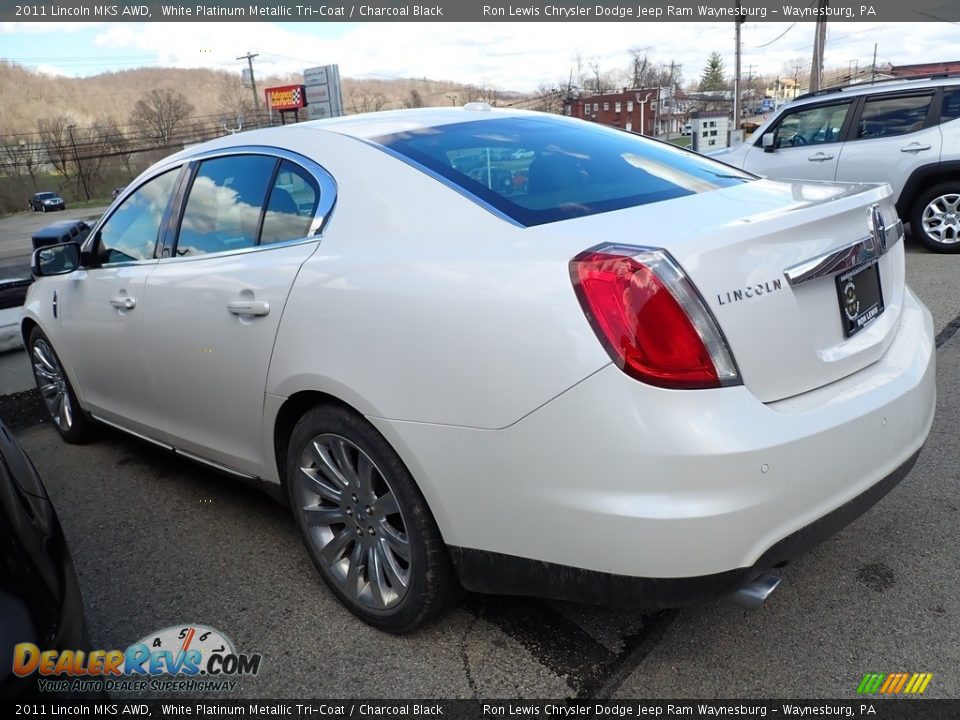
[[28, 192, 66, 212], [0, 420, 88, 698], [31, 220, 91, 252], [111, 187, 125, 199]]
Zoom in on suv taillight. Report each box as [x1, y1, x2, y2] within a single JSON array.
[[570, 244, 740, 390]]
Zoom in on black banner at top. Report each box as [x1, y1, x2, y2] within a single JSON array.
[[5, 699, 960, 719], [4, 0, 960, 22]]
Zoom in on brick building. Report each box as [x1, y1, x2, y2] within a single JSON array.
[[564, 88, 662, 136]]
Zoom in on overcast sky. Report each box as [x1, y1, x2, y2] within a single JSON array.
[[1, 21, 956, 91]]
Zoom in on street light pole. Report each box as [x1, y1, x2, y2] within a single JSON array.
[[733, 1, 743, 129], [66, 124, 90, 201]]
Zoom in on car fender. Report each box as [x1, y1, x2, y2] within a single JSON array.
[[895, 160, 960, 217]]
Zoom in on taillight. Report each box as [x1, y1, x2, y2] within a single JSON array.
[[570, 244, 739, 390]]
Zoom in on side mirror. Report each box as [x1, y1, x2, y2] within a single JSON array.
[[762, 134, 776, 153], [32, 242, 80, 277]]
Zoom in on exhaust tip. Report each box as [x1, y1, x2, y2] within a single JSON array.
[[731, 572, 781, 610]]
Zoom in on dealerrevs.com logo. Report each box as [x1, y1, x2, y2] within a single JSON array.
[[14, 624, 262, 693]]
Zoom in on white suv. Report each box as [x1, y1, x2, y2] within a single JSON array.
[[713, 75, 960, 252]]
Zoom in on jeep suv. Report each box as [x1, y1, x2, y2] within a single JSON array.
[[712, 75, 960, 253]]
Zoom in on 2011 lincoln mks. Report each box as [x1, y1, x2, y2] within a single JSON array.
[[23, 106, 935, 632]]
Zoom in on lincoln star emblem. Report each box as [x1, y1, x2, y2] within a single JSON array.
[[870, 204, 887, 253]]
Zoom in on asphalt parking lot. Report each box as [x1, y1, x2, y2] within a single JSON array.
[[0, 205, 108, 279], [1, 232, 958, 701]]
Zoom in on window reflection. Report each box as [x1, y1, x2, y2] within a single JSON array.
[[176, 155, 276, 256], [98, 168, 179, 264]]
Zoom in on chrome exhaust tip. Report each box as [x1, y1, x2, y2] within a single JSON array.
[[731, 573, 781, 610]]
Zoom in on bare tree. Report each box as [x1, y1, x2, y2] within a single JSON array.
[[347, 89, 388, 115], [531, 84, 563, 114], [403, 89, 424, 109], [217, 76, 255, 128], [0, 133, 42, 189], [36, 115, 75, 182], [629, 47, 653, 88], [79, 115, 125, 189], [130, 88, 195, 146]]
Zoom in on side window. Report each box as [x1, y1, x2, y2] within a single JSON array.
[[942, 87, 960, 122], [260, 160, 321, 245], [773, 101, 852, 148], [97, 168, 179, 265], [175, 155, 276, 257], [856, 94, 933, 139]]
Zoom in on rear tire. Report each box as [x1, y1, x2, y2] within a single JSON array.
[[286, 404, 457, 633], [28, 328, 96, 443], [911, 182, 960, 253]]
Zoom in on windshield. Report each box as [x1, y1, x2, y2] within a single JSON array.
[[373, 116, 753, 227], [37, 192, 57, 199]]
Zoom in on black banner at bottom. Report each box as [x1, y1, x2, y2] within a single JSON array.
[[5, 700, 960, 720]]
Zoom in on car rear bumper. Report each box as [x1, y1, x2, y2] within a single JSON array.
[[369, 286, 935, 603], [446, 448, 920, 608]]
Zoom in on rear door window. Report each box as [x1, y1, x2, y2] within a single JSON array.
[[175, 155, 277, 257], [855, 93, 934, 139]]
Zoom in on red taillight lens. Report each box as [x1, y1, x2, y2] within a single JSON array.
[[570, 245, 739, 390]]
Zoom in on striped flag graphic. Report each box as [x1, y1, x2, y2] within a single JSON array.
[[857, 672, 933, 694]]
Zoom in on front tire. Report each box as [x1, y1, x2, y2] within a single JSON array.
[[28, 328, 95, 443], [911, 183, 960, 253], [286, 404, 457, 632]]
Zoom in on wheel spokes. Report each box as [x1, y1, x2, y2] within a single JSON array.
[[318, 525, 354, 567], [302, 504, 349, 527], [31, 340, 71, 431], [310, 439, 350, 489], [296, 432, 412, 610], [299, 466, 343, 504]]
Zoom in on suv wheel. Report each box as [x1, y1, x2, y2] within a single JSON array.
[[286, 404, 457, 632], [911, 183, 960, 253]]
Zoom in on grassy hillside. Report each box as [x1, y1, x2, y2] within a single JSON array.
[[0, 61, 529, 133]]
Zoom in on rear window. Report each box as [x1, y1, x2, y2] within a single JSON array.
[[373, 117, 752, 227]]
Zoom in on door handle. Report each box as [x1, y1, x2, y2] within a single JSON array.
[[900, 143, 931, 153], [808, 152, 834, 162], [227, 300, 270, 316], [109, 296, 136, 310]]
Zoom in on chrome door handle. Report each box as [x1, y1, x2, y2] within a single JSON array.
[[900, 143, 931, 153], [109, 296, 136, 310], [808, 152, 834, 162], [227, 300, 270, 316]]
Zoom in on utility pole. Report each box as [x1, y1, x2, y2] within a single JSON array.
[[666, 61, 676, 140], [809, 1, 828, 92], [870, 43, 878, 83], [733, 0, 743, 128], [237, 51, 261, 119], [66, 124, 90, 201]]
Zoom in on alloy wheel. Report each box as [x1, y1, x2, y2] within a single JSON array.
[[921, 193, 960, 245], [32, 338, 73, 431], [294, 433, 411, 610]]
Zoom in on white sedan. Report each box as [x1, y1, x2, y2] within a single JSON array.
[[22, 106, 935, 632]]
